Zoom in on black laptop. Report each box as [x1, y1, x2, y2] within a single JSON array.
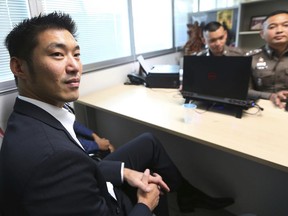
[[181, 55, 253, 108]]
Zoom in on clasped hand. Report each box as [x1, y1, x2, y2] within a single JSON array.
[[123, 168, 170, 211]]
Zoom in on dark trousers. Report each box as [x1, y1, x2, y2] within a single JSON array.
[[104, 132, 183, 215]]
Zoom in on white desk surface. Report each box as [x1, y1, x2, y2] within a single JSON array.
[[77, 85, 288, 172]]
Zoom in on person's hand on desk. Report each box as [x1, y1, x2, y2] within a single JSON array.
[[269, 90, 288, 109]]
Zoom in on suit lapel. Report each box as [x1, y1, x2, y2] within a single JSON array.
[[13, 98, 84, 151]]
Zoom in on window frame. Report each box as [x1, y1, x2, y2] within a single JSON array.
[[0, 0, 182, 94], [1, 0, 241, 94], [33, 0, 177, 74]]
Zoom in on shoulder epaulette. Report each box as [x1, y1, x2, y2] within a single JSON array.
[[245, 48, 262, 56], [196, 49, 209, 56], [226, 47, 245, 56]]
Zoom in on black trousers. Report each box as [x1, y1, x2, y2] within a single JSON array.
[[104, 132, 183, 215]]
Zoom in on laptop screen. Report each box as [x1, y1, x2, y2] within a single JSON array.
[[182, 56, 252, 103]]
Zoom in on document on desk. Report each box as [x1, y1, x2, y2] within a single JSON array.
[[137, 55, 151, 74], [137, 55, 180, 74]]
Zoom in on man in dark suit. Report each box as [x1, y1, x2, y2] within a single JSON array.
[[0, 12, 233, 216]]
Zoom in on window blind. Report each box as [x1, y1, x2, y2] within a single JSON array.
[[0, 0, 30, 93], [40, 0, 132, 65]]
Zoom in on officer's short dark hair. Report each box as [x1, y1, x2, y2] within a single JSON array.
[[263, 10, 288, 23], [202, 21, 223, 34]]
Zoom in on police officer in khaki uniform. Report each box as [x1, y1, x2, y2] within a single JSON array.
[[197, 21, 245, 56], [246, 10, 288, 109]]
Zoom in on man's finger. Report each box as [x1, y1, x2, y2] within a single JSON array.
[[151, 173, 170, 192], [141, 169, 150, 183], [140, 169, 151, 192]]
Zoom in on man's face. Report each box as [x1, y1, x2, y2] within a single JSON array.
[[261, 13, 288, 49], [203, 26, 227, 56], [17, 29, 82, 107]]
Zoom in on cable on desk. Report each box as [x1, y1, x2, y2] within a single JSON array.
[[185, 100, 264, 116], [243, 103, 264, 115]]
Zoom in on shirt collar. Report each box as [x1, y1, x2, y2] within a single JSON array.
[[264, 44, 274, 58], [208, 45, 228, 56], [264, 44, 288, 58]]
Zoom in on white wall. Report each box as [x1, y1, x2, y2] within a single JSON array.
[[0, 52, 182, 147], [79, 53, 182, 96]]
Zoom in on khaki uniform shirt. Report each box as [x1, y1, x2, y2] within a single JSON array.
[[196, 45, 245, 56], [246, 45, 288, 99]]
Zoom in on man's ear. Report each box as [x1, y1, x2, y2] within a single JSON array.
[[201, 36, 206, 45], [260, 29, 264, 39], [10, 57, 27, 80], [223, 30, 228, 40]]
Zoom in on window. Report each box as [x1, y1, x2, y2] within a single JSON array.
[[39, 0, 175, 71], [199, 0, 216, 11], [217, 0, 239, 9], [131, 0, 173, 54], [0, 0, 30, 93], [41, 0, 131, 65], [1, 0, 198, 93], [174, 0, 198, 47], [199, 0, 239, 11]]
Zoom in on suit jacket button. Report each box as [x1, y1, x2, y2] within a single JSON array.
[[116, 207, 120, 214]]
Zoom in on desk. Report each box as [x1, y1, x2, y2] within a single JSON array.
[[76, 84, 288, 215], [77, 84, 288, 172]]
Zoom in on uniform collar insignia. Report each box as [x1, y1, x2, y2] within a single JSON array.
[[264, 44, 288, 58], [264, 44, 273, 58]]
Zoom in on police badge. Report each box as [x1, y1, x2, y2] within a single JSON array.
[[256, 57, 268, 69]]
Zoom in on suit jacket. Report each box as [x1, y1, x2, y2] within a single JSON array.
[[0, 98, 151, 216]]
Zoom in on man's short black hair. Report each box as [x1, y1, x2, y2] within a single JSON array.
[[4, 11, 77, 86], [202, 21, 223, 34], [263, 10, 288, 23], [5, 11, 77, 61]]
